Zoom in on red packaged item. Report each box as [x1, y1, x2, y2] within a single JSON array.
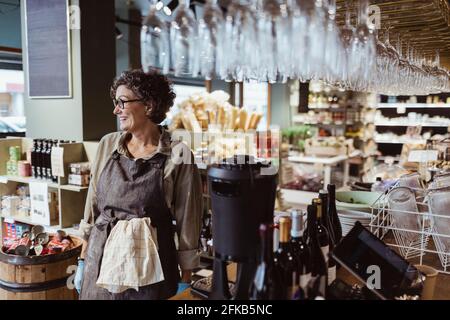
[[5, 239, 20, 253], [47, 239, 64, 254], [18, 236, 32, 248]]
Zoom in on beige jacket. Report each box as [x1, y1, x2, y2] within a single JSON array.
[[79, 127, 203, 270]]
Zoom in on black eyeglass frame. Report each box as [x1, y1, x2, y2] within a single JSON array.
[[112, 97, 143, 109]]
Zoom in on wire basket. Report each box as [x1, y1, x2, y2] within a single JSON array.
[[370, 187, 450, 274]]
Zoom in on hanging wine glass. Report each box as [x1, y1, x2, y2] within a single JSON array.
[[290, 0, 310, 82], [170, 0, 199, 77], [221, 0, 257, 82], [323, 0, 344, 85], [352, 0, 376, 91], [340, 3, 356, 90], [256, 0, 292, 83], [308, 0, 327, 80], [141, 0, 170, 74], [293, 0, 318, 81], [198, 0, 224, 80]]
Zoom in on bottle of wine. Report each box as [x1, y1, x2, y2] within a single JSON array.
[[290, 210, 311, 300], [250, 223, 282, 300], [319, 190, 337, 286], [42, 140, 50, 181], [45, 140, 53, 181], [313, 198, 330, 266], [51, 140, 59, 183], [273, 216, 295, 299], [319, 190, 335, 244], [327, 184, 342, 244], [306, 204, 327, 299], [31, 139, 38, 179], [36, 139, 43, 179]]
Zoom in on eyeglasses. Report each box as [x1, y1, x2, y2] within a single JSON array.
[[112, 97, 143, 110]]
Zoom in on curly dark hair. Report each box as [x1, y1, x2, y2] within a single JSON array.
[[110, 69, 176, 124]]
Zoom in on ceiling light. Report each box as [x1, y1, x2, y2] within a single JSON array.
[[163, 6, 172, 16]]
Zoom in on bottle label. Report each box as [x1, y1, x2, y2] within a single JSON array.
[[328, 266, 337, 285], [321, 245, 329, 264]]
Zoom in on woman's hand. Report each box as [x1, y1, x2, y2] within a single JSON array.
[[74, 259, 85, 294], [74, 239, 88, 294]]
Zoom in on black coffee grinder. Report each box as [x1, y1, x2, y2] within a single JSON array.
[[207, 155, 278, 299]]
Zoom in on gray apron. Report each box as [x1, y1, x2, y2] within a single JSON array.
[[80, 150, 179, 300]]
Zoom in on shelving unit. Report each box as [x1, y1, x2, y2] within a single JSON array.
[[377, 103, 450, 109], [0, 137, 99, 242], [375, 122, 450, 127], [375, 138, 427, 145], [285, 82, 377, 199], [373, 94, 450, 158]]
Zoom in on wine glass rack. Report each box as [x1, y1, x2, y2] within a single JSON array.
[[370, 188, 450, 274]]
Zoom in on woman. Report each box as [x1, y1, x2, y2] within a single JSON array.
[[74, 69, 203, 299]]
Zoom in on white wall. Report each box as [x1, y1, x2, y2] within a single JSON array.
[[21, 0, 84, 140]]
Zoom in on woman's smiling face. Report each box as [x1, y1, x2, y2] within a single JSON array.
[[113, 85, 150, 132]]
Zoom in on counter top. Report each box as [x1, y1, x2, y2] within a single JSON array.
[[170, 263, 364, 300]]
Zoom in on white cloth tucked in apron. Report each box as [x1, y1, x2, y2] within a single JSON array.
[[96, 217, 164, 293]]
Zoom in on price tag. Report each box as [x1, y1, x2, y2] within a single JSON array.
[[0, 176, 8, 184], [408, 150, 439, 163], [30, 182, 51, 225], [51, 146, 65, 177]]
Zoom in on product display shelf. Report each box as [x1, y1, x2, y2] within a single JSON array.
[[375, 122, 450, 127], [375, 138, 428, 145], [1, 213, 80, 236], [0, 137, 99, 244], [377, 103, 450, 109], [0, 175, 88, 192], [374, 94, 450, 159]]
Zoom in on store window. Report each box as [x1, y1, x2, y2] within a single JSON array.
[[0, 69, 25, 136], [243, 81, 269, 131], [164, 83, 207, 127]]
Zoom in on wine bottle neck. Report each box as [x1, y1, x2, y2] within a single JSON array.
[[260, 225, 273, 262], [279, 217, 291, 243]]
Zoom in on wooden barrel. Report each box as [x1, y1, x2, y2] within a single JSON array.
[[0, 235, 82, 300]]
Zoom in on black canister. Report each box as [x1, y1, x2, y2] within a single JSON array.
[[208, 155, 278, 299]]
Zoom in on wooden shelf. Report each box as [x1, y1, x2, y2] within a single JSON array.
[[1, 215, 58, 228], [1, 215, 34, 226], [0, 176, 59, 188], [59, 185, 89, 192], [0, 176, 88, 192]]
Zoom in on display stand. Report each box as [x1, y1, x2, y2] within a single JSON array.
[[0, 137, 99, 241]]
